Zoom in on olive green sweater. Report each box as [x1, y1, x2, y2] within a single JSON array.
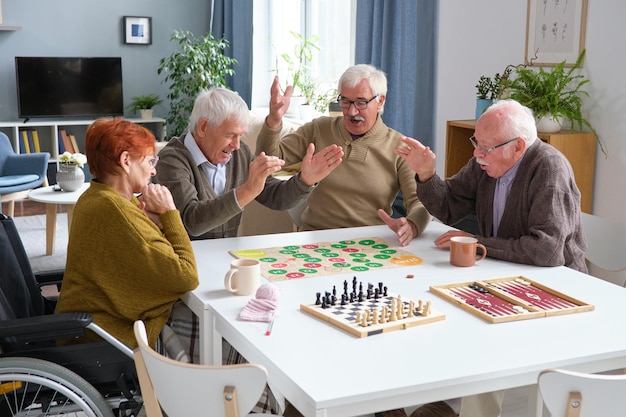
[[55, 181, 198, 348]]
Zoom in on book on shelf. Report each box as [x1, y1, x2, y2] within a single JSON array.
[[20, 130, 31, 154], [57, 128, 66, 153], [69, 133, 79, 153], [59, 129, 74, 153], [31, 129, 41, 153]]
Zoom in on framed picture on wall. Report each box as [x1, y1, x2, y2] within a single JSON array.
[[525, 0, 588, 66], [124, 16, 152, 45]]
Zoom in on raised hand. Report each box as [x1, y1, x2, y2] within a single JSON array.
[[299, 143, 344, 186], [377, 209, 417, 247], [394, 136, 437, 182], [266, 76, 293, 129], [235, 152, 286, 206]]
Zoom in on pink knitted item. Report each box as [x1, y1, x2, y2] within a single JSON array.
[[239, 283, 280, 322]]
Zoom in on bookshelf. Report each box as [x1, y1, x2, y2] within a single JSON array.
[[445, 119, 596, 213], [0, 117, 166, 161]]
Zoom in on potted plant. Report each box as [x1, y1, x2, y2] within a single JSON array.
[[158, 30, 237, 138], [127, 93, 163, 120], [475, 70, 511, 119], [506, 49, 606, 156], [275, 31, 320, 95]]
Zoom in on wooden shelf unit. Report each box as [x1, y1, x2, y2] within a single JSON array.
[[445, 119, 596, 213]]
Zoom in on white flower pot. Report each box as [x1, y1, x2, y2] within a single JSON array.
[[57, 164, 85, 192], [536, 114, 563, 133], [139, 109, 154, 120]]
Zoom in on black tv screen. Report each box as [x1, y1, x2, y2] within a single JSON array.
[[15, 57, 124, 119]]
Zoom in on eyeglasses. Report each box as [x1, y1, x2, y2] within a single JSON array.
[[146, 155, 159, 168], [469, 136, 519, 154], [336, 95, 379, 110]]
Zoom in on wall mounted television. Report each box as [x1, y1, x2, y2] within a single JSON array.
[[15, 57, 124, 120]]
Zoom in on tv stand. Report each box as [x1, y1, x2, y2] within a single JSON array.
[[0, 117, 166, 162]]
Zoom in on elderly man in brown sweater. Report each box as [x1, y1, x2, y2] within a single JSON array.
[[387, 99, 587, 417]]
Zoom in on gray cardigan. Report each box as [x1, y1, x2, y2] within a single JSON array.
[[155, 136, 313, 240], [416, 140, 588, 272]]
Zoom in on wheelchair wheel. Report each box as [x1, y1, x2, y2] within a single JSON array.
[[0, 357, 114, 417]]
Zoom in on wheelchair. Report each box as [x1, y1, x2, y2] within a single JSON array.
[[0, 213, 142, 417]]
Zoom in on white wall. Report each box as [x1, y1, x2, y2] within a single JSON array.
[[436, 1, 626, 224]]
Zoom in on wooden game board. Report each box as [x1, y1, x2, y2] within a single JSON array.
[[300, 279, 445, 338], [230, 237, 423, 282], [430, 276, 594, 323]]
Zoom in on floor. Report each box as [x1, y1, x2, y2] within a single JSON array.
[[2, 198, 59, 217]]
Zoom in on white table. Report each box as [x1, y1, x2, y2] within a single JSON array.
[[184, 222, 626, 417], [28, 183, 89, 255]]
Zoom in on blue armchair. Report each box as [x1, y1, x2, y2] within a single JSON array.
[[0, 132, 50, 217]]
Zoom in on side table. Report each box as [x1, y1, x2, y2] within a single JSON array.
[[28, 183, 90, 255]]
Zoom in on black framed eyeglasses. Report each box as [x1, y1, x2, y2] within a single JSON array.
[[469, 136, 519, 154], [336, 95, 379, 110]]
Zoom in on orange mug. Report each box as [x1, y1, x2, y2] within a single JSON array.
[[450, 236, 487, 267]]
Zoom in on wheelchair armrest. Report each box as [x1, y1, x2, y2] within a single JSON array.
[[35, 269, 64, 287], [0, 312, 92, 342]]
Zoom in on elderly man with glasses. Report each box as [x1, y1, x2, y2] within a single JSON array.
[[257, 64, 431, 247], [390, 99, 587, 417]]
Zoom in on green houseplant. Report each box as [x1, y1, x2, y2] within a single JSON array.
[[507, 49, 606, 156], [274, 31, 320, 97], [475, 70, 511, 119], [127, 93, 163, 119], [158, 30, 237, 138]]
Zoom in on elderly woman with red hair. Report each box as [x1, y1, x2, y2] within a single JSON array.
[[55, 118, 198, 350]]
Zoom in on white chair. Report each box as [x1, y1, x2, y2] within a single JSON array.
[[581, 213, 626, 287], [538, 368, 626, 417], [133, 320, 278, 417]]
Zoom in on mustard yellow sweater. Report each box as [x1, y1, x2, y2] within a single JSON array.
[[55, 181, 198, 348]]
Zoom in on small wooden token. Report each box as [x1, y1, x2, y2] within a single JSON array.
[[406, 274, 414, 279]]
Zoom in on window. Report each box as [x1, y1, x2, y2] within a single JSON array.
[[251, 0, 354, 110]]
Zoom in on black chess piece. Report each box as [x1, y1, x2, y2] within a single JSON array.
[[315, 292, 321, 305]]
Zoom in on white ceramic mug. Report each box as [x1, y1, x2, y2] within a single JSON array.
[[224, 259, 261, 296], [450, 236, 487, 267]]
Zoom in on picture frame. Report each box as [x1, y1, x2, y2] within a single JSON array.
[[123, 16, 152, 45], [525, 0, 588, 66]]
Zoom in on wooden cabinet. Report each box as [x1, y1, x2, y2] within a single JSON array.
[[445, 120, 596, 213]]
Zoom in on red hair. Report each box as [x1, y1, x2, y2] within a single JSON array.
[[85, 118, 156, 179]]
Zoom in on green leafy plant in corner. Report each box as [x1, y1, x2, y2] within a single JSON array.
[[127, 93, 163, 114], [158, 30, 237, 138], [507, 49, 606, 156]]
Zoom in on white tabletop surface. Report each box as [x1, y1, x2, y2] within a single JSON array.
[[28, 183, 89, 204], [185, 222, 626, 417]]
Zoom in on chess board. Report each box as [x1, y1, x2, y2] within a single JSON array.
[[230, 237, 423, 282], [430, 276, 594, 323], [300, 280, 445, 338]]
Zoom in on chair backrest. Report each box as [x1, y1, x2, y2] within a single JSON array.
[[538, 369, 626, 417], [0, 132, 14, 168], [133, 320, 271, 417], [581, 212, 626, 286], [0, 213, 44, 320]]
